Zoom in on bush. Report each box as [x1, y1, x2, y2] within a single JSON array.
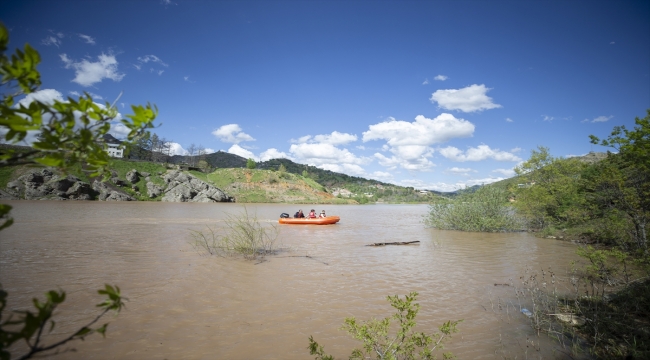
[[425, 186, 523, 232], [308, 292, 461, 360]]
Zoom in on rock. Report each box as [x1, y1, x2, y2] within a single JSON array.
[[145, 176, 151, 182], [126, 169, 140, 183], [161, 170, 232, 202], [0, 189, 18, 200], [146, 182, 163, 198], [132, 185, 139, 192], [5, 168, 99, 200], [92, 180, 135, 201], [111, 177, 127, 187], [141, 172, 151, 177]]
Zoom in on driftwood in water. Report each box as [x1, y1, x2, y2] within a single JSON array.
[[366, 241, 420, 247]]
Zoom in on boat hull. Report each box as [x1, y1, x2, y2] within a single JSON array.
[[278, 216, 340, 225]]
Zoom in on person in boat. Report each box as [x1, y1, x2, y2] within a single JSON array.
[[308, 209, 317, 218], [319, 210, 326, 218], [294, 209, 305, 218]]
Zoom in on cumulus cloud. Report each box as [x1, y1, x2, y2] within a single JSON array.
[[259, 148, 291, 161], [430, 84, 501, 112], [228, 144, 255, 159], [492, 168, 516, 177], [439, 145, 522, 162], [362, 113, 474, 171], [18, 89, 64, 107], [434, 75, 448, 81], [369, 171, 393, 182], [506, 117, 513, 122], [312, 131, 358, 146], [289, 143, 368, 166], [167, 142, 187, 156], [78, 34, 95, 44], [212, 124, 255, 144], [60, 53, 125, 87], [445, 167, 477, 176], [399, 177, 505, 192]]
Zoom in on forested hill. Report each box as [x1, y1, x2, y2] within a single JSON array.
[[170, 152, 393, 189]]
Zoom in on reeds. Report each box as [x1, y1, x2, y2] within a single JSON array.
[[190, 207, 279, 260]]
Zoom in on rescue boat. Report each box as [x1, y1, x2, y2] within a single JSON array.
[[278, 216, 340, 225]]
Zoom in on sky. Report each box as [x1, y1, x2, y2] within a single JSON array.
[[2, 0, 649, 191]]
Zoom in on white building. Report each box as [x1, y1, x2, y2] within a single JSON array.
[[106, 143, 123, 158]]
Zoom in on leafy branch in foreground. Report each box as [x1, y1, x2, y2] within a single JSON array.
[[0, 284, 126, 360], [308, 292, 461, 360], [190, 207, 280, 261]]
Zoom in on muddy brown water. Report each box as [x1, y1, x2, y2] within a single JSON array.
[[0, 201, 583, 359]]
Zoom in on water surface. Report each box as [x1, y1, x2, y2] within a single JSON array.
[[0, 201, 581, 359]]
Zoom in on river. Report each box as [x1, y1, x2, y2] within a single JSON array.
[[0, 201, 583, 359]]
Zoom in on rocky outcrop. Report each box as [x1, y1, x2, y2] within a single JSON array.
[[161, 170, 233, 202], [92, 180, 135, 201], [4, 168, 96, 200]]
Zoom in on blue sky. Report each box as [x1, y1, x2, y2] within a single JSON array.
[[2, 0, 649, 191]]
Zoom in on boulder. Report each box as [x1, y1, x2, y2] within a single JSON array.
[[140, 172, 151, 177], [92, 180, 135, 201], [5, 168, 99, 200], [161, 170, 232, 202], [126, 169, 140, 183], [146, 182, 164, 198]]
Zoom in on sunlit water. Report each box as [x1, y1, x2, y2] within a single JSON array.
[[0, 201, 583, 359]]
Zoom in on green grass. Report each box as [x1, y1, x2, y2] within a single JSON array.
[[0, 166, 16, 189], [108, 159, 167, 200]]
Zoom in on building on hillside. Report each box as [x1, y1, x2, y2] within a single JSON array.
[[102, 134, 124, 158]]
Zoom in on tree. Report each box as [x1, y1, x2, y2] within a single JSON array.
[[0, 23, 150, 359], [588, 111, 650, 253], [186, 143, 196, 166], [246, 158, 256, 169]]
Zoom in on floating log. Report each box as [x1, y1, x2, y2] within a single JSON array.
[[366, 241, 420, 246]]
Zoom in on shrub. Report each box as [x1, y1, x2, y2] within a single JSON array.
[[425, 186, 523, 232], [308, 292, 461, 360]]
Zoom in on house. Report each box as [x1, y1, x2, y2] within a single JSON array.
[[102, 134, 123, 158]]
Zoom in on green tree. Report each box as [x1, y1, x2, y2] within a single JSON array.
[[0, 23, 150, 359], [246, 158, 256, 169], [512, 146, 588, 231]]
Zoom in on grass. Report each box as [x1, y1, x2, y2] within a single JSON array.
[[190, 207, 280, 260], [108, 159, 167, 200], [0, 166, 16, 189]]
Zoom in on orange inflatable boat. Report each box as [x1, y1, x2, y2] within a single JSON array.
[[278, 216, 340, 225]]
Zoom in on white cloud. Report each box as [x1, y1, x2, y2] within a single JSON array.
[[168, 142, 187, 156], [18, 89, 64, 107], [369, 171, 393, 182], [542, 115, 554, 122], [78, 34, 95, 44], [492, 168, 516, 177], [610, 41, 615, 45], [228, 144, 255, 159], [42, 36, 62, 47], [591, 115, 614, 123], [434, 75, 448, 81], [439, 145, 522, 162], [430, 84, 501, 112], [212, 124, 255, 144], [362, 113, 474, 171], [510, 147, 522, 153], [445, 167, 477, 176], [137, 55, 169, 67], [289, 143, 368, 166], [109, 123, 130, 138], [312, 131, 357, 146], [259, 148, 291, 161], [399, 177, 505, 192], [60, 53, 125, 87], [422, 78, 429, 85], [506, 117, 513, 122]]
